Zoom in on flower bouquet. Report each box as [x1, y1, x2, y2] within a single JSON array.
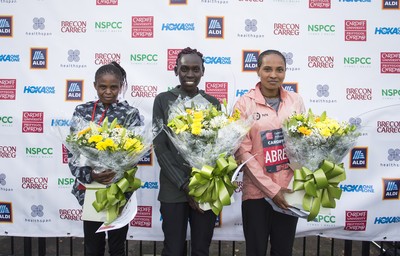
[[165, 94, 253, 215], [65, 116, 152, 224], [282, 109, 360, 221]]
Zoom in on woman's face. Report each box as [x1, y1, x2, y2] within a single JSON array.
[[94, 73, 121, 106], [174, 53, 204, 95], [257, 54, 286, 95]]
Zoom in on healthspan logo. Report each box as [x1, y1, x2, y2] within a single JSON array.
[[26, 17, 52, 36], [131, 16, 154, 38], [349, 147, 368, 169], [381, 52, 400, 74], [382, 0, 399, 9], [382, 178, 400, 200], [65, 80, 84, 101], [282, 52, 300, 71], [344, 20, 367, 41], [205, 82, 228, 103], [237, 19, 265, 39], [380, 148, 400, 168], [200, 0, 229, 4], [30, 48, 48, 69], [0, 202, 12, 223], [206, 17, 224, 39], [309, 84, 338, 104], [60, 49, 87, 68], [0, 16, 13, 37], [242, 50, 259, 72], [309, 0, 331, 8], [0, 174, 13, 192], [0, 79, 16, 100], [26, 204, 51, 223]]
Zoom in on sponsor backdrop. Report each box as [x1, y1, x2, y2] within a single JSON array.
[[0, 0, 399, 242]]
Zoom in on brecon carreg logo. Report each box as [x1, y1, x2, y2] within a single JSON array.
[[61, 20, 87, 33], [130, 85, 157, 98], [131, 206, 152, 228], [30, 48, 48, 69], [273, 23, 300, 36], [132, 16, 154, 38], [0, 79, 16, 100], [242, 50, 259, 72], [206, 17, 224, 39], [167, 49, 181, 71], [22, 111, 44, 133], [382, 0, 399, 9], [59, 208, 82, 221], [95, 52, 121, 65], [309, 0, 331, 8], [344, 210, 367, 231], [65, 80, 84, 101], [96, 0, 118, 5], [346, 88, 372, 100], [377, 120, 400, 133], [308, 56, 334, 68], [205, 82, 228, 103], [381, 52, 400, 74], [345, 20, 367, 41], [349, 147, 368, 169], [0, 145, 16, 158], [0, 16, 13, 37], [0, 202, 12, 223], [22, 177, 49, 189], [237, 19, 265, 39], [382, 178, 400, 200]]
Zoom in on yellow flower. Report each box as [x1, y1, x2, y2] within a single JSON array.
[[191, 121, 202, 135], [88, 134, 103, 143], [193, 111, 204, 120], [78, 127, 91, 137], [298, 126, 312, 136], [320, 127, 331, 137]]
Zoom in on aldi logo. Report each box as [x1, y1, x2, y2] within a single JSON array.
[[282, 82, 298, 93], [382, 178, 400, 200], [0, 202, 13, 223], [30, 48, 48, 69], [206, 17, 224, 39], [169, 0, 187, 4], [0, 16, 13, 37], [65, 80, 83, 101], [350, 147, 368, 169], [382, 0, 399, 9], [138, 149, 153, 166], [242, 50, 259, 72]]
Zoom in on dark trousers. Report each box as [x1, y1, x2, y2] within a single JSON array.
[[83, 221, 128, 256], [242, 198, 298, 256], [160, 202, 217, 256]]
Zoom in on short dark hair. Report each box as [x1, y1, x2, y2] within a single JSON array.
[[94, 61, 128, 94], [175, 47, 205, 71], [257, 49, 286, 68]]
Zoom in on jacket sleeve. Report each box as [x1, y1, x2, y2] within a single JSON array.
[[68, 107, 93, 184], [234, 97, 281, 199], [152, 94, 190, 190]]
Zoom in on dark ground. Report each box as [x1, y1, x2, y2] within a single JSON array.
[[0, 236, 386, 256]]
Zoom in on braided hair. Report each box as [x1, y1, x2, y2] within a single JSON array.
[[94, 61, 128, 95], [175, 47, 205, 71]]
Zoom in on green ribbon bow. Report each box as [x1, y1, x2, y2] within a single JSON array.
[[188, 154, 238, 216], [92, 167, 142, 224], [292, 160, 346, 221]]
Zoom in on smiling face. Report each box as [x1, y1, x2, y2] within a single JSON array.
[[174, 53, 204, 95], [93, 73, 121, 107], [257, 53, 286, 98]]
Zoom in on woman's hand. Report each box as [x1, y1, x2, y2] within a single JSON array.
[[91, 169, 116, 185], [272, 188, 292, 210]]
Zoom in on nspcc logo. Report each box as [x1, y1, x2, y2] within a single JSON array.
[[65, 80, 83, 101], [206, 17, 224, 39], [350, 147, 368, 169], [30, 48, 48, 69], [383, 0, 399, 9], [382, 179, 400, 200], [0, 202, 12, 223], [0, 16, 13, 37], [242, 50, 259, 72]]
